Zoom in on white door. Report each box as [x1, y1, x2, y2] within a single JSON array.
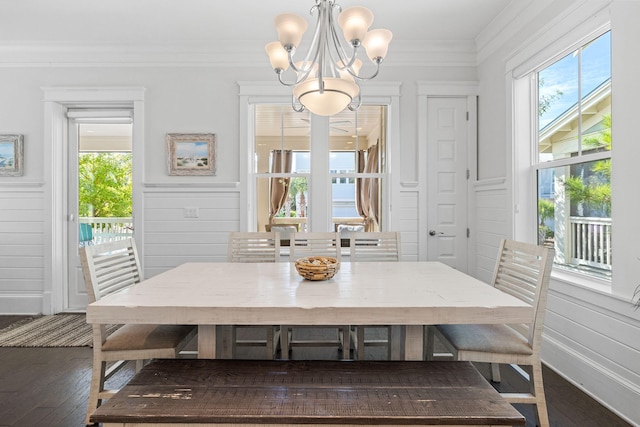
[[67, 112, 133, 310], [426, 97, 469, 271]]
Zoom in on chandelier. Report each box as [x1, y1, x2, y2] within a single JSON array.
[[265, 0, 392, 116]]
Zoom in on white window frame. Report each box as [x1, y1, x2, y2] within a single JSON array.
[[510, 14, 612, 289], [238, 82, 401, 233]]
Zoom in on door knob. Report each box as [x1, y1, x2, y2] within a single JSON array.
[[429, 230, 443, 236]]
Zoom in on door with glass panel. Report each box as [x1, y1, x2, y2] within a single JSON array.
[[67, 113, 133, 310], [253, 105, 387, 235]]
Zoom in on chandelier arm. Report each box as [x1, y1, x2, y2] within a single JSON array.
[[351, 60, 381, 81], [326, 6, 358, 72], [347, 91, 362, 112], [292, 94, 306, 113]]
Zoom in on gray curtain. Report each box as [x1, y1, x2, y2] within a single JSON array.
[[269, 150, 293, 224], [360, 144, 379, 231]]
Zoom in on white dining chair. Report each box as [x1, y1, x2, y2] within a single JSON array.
[[427, 238, 554, 427], [227, 231, 281, 359], [80, 237, 196, 425], [349, 231, 401, 359], [281, 232, 349, 358]]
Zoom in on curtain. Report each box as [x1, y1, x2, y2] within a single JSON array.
[[355, 149, 366, 218], [269, 150, 292, 224], [359, 144, 379, 231]]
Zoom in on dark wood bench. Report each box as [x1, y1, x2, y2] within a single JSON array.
[[90, 359, 525, 426]]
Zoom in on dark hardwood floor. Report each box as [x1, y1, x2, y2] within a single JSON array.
[[0, 317, 632, 427]]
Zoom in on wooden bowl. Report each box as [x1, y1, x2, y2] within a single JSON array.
[[295, 256, 340, 281]]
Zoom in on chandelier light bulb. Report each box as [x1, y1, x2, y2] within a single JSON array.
[[265, 42, 290, 72], [274, 14, 308, 50], [362, 29, 393, 62], [338, 7, 374, 44]]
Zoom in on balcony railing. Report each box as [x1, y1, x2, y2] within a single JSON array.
[[79, 217, 133, 246], [569, 216, 611, 270]]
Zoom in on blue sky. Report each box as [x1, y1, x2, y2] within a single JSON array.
[[0, 142, 14, 159], [539, 31, 611, 130], [176, 141, 208, 158]]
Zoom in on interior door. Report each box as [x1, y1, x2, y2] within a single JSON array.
[[426, 97, 469, 271], [67, 111, 133, 311]]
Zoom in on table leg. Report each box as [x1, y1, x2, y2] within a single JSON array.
[[404, 325, 424, 360], [197, 325, 216, 359]]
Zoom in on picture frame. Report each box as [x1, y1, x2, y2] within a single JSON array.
[[0, 134, 24, 177], [166, 133, 216, 176]]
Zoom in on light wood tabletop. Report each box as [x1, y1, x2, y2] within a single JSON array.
[[86, 261, 532, 359]]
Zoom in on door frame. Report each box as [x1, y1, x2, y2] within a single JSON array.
[[42, 87, 145, 314], [417, 82, 478, 270]]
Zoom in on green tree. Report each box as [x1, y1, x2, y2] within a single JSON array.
[[79, 153, 132, 217], [561, 114, 612, 217]]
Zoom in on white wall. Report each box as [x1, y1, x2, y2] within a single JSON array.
[[0, 1, 639, 423], [475, 1, 640, 424]]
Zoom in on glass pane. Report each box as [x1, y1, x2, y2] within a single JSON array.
[[256, 176, 309, 233], [255, 105, 310, 174], [78, 123, 133, 247], [538, 51, 579, 162], [329, 105, 386, 172], [333, 177, 382, 232], [537, 159, 611, 277], [581, 32, 611, 154]]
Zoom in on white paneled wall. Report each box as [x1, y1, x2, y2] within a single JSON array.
[[397, 188, 419, 261], [472, 180, 508, 283], [543, 280, 640, 423], [142, 186, 240, 278], [0, 185, 45, 313]]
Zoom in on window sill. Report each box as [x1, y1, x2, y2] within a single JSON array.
[[551, 266, 612, 295]]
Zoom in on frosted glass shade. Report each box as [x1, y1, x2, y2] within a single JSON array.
[[265, 42, 290, 71], [293, 77, 359, 116], [362, 29, 393, 62], [338, 7, 373, 43], [275, 14, 308, 48]]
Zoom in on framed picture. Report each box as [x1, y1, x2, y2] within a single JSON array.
[[0, 134, 24, 177], [166, 133, 216, 176]]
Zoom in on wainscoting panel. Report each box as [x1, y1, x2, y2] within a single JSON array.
[[472, 181, 508, 283], [397, 189, 419, 261], [143, 186, 240, 278], [0, 185, 45, 313], [543, 279, 640, 424]]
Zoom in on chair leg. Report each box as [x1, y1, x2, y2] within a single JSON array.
[[531, 362, 550, 427], [490, 363, 501, 382], [85, 360, 106, 425]]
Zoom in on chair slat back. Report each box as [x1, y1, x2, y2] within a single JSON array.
[[80, 237, 142, 303], [290, 232, 341, 261], [349, 232, 401, 262], [491, 239, 554, 347], [228, 232, 280, 263]]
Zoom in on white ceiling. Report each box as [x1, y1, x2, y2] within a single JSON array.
[[0, 0, 512, 46], [4, 0, 515, 138]]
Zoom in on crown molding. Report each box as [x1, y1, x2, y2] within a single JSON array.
[[0, 40, 478, 68]]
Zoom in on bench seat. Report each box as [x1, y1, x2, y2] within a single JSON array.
[[90, 359, 525, 426]]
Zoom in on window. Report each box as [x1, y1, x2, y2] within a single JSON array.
[[534, 31, 611, 278], [253, 105, 387, 232]]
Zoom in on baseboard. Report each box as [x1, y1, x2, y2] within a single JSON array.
[[542, 334, 640, 425], [0, 295, 43, 315]]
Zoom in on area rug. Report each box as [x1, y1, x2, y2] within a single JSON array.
[[0, 314, 119, 347]]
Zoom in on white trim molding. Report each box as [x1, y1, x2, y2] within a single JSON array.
[[42, 86, 145, 314]]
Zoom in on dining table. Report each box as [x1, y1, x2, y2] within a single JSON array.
[[86, 261, 533, 360]]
